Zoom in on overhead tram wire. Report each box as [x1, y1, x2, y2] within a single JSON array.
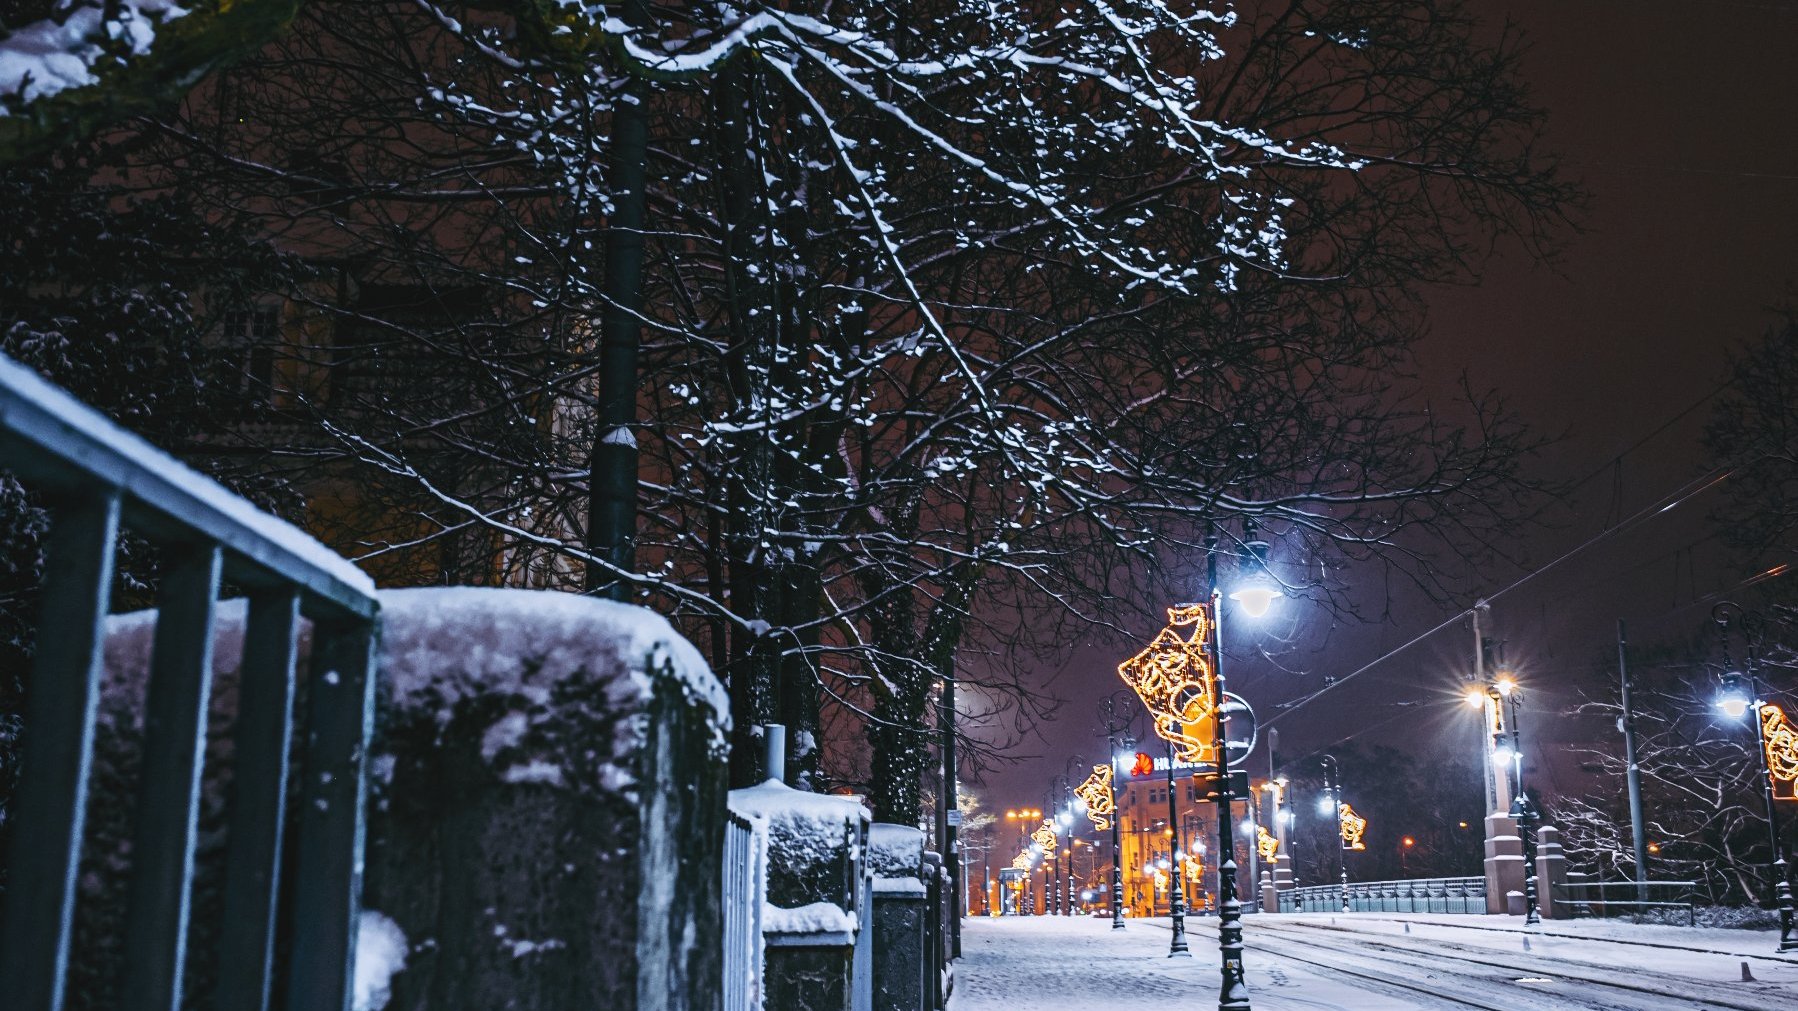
[[1262, 463, 1738, 730]]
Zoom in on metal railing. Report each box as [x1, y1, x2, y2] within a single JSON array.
[[722, 810, 767, 1011], [1553, 880, 1697, 925], [1279, 876, 1488, 915], [0, 354, 379, 1011]]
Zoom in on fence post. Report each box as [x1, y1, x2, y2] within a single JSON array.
[[0, 494, 120, 1011]]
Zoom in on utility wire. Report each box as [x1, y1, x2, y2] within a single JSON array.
[[1262, 464, 1736, 729]]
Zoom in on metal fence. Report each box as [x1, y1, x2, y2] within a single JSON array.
[[1278, 876, 1488, 915], [721, 810, 767, 1011], [0, 354, 379, 1011], [1553, 880, 1696, 925]]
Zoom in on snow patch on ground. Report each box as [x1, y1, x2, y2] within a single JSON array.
[[352, 910, 408, 1011]]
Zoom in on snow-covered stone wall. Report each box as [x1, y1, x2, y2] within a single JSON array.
[[78, 587, 728, 1011]]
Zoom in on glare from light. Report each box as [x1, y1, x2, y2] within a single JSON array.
[[1464, 690, 1486, 708], [1317, 796, 1335, 815], [1495, 676, 1517, 696], [1240, 821, 1257, 837], [1493, 745, 1515, 763], [1058, 811, 1073, 827], [1229, 585, 1282, 619], [1717, 696, 1750, 720]]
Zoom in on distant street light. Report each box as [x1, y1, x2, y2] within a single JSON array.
[[1711, 602, 1797, 952], [1319, 754, 1350, 913]]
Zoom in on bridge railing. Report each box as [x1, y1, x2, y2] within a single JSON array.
[[1278, 876, 1488, 915], [1553, 880, 1696, 925], [0, 354, 378, 1011]]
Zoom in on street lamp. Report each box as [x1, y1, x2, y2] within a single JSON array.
[[1494, 675, 1540, 925], [1712, 602, 1797, 952], [1319, 754, 1349, 913], [1208, 526, 1279, 1011], [1098, 690, 1138, 931]]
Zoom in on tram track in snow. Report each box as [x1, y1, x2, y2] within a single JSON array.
[[1245, 917, 1789, 1010]]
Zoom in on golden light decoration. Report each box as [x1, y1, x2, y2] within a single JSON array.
[[1762, 703, 1798, 801], [1074, 764, 1115, 830], [1339, 802, 1367, 851], [1257, 826, 1278, 863], [1151, 868, 1168, 893], [1011, 851, 1034, 871], [1182, 852, 1204, 882], [1032, 820, 1059, 856], [1117, 602, 1218, 762]]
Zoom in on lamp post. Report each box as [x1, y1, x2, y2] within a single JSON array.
[[1165, 737, 1191, 956], [1100, 691, 1137, 930], [1493, 675, 1540, 925], [1319, 754, 1348, 913], [1210, 527, 1273, 1010], [1712, 603, 1797, 952]]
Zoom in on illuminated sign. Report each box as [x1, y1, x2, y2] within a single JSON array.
[[1075, 764, 1116, 830], [1339, 803, 1367, 851], [1763, 703, 1798, 801], [1117, 603, 1219, 763], [1257, 826, 1278, 863]]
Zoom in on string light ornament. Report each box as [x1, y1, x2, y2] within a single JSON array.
[[1074, 764, 1115, 830], [1257, 826, 1279, 863], [1182, 852, 1205, 883], [1032, 820, 1059, 856], [1012, 851, 1035, 871], [1763, 703, 1798, 801], [1116, 602, 1219, 762], [1338, 803, 1368, 851]]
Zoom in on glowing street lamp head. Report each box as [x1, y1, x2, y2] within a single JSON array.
[[1057, 810, 1073, 828], [1228, 584, 1282, 619], [1495, 675, 1517, 696], [1464, 689, 1486, 708], [1715, 671, 1753, 720], [1317, 795, 1335, 815], [1229, 535, 1283, 618]]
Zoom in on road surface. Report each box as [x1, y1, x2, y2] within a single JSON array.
[[949, 912, 1798, 1009]]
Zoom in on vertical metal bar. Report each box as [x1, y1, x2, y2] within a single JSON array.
[[0, 493, 121, 1011], [121, 543, 223, 1011], [285, 620, 377, 1011], [215, 590, 301, 1011]]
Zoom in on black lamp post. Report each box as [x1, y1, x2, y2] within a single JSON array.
[[1493, 677, 1540, 925], [1100, 691, 1137, 931], [1209, 528, 1272, 1010], [1319, 754, 1349, 913], [1712, 603, 1797, 952], [1165, 736, 1191, 956]]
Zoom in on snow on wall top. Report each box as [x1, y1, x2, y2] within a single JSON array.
[[103, 587, 728, 790], [0, 354, 373, 596], [375, 586, 724, 737], [867, 823, 925, 879], [0, 0, 187, 113]]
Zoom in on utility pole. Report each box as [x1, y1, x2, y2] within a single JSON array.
[[1617, 619, 1649, 901]]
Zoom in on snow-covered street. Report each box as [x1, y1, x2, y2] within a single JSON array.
[[950, 913, 1798, 1010]]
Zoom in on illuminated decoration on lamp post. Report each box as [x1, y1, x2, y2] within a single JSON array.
[[1764, 703, 1798, 801], [1075, 764, 1116, 830], [1117, 602, 1219, 763], [1256, 826, 1278, 864], [1338, 803, 1368, 851], [1011, 852, 1034, 871], [1032, 820, 1059, 856]]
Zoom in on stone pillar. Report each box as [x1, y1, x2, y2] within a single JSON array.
[[1484, 811, 1525, 914], [1534, 825, 1569, 919], [1259, 870, 1278, 915], [1274, 851, 1294, 892], [868, 825, 927, 1011], [733, 780, 871, 1011]]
